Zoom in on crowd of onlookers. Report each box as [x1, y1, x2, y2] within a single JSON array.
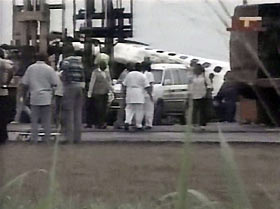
[[0, 42, 238, 145], [0, 42, 158, 144]]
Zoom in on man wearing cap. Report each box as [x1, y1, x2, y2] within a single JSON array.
[[88, 57, 112, 129]]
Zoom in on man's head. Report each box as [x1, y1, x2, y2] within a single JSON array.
[[141, 60, 151, 72], [36, 53, 47, 62], [126, 62, 134, 72], [190, 59, 199, 67], [135, 63, 141, 72], [144, 56, 151, 63], [193, 64, 204, 75]]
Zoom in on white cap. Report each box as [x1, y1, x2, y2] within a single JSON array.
[[94, 53, 109, 65]]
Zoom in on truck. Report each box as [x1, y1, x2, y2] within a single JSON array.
[[228, 3, 280, 126]]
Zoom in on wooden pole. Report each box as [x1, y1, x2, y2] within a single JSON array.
[[73, 0, 76, 38], [62, 0, 66, 39]]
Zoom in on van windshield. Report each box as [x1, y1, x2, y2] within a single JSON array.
[[151, 70, 163, 84]]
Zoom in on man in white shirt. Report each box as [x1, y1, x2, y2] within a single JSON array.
[[142, 61, 155, 129], [123, 63, 152, 130], [21, 53, 58, 143], [48, 49, 63, 128], [189, 64, 212, 130], [113, 63, 131, 129]]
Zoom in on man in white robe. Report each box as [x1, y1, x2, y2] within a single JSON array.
[[123, 63, 152, 130]]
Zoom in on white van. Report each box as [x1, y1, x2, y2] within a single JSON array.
[[110, 63, 191, 125], [151, 63, 190, 125]]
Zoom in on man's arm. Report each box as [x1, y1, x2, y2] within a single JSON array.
[[0, 59, 14, 86], [6, 64, 14, 85], [122, 85, 127, 106], [18, 83, 29, 104], [104, 68, 113, 92], [88, 70, 97, 98], [148, 72, 154, 93], [20, 68, 30, 103], [145, 86, 153, 102], [51, 69, 59, 88], [143, 74, 153, 102]]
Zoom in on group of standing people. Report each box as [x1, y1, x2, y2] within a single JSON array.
[[122, 59, 154, 130], [19, 51, 86, 144], [0, 42, 239, 144], [189, 63, 238, 130], [85, 57, 155, 131]]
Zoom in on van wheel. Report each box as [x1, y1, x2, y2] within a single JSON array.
[[179, 105, 188, 125], [153, 102, 163, 125]]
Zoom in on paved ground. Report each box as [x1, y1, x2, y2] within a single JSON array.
[[7, 122, 280, 143]]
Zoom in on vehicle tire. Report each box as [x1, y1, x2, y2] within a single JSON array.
[[153, 101, 163, 125]]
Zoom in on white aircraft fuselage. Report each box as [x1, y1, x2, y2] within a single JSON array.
[[114, 42, 230, 96]]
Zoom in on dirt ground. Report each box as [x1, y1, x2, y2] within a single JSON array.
[[0, 142, 280, 208]]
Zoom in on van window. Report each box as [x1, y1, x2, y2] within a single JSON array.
[[213, 66, 222, 73], [178, 69, 190, 84], [202, 62, 211, 68], [151, 70, 163, 84], [163, 70, 172, 85], [172, 70, 181, 85], [179, 55, 188, 59]]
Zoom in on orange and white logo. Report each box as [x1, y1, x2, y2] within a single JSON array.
[[227, 16, 264, 32], [239, 16, 262, 27]]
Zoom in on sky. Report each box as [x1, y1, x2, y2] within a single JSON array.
[[0, 0, 279, 61]]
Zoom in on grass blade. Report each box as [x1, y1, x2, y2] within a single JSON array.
[[175, 97, 194, 209], [218, 126, 252, 209]]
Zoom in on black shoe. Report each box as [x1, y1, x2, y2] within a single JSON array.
[[145, 126, 152, 130], [136, 127, 144, 131], [124, 123, 129, 131]]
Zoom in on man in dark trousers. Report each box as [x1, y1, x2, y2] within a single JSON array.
[[87, 58, 112, 129], [0, 52, 14, 144], [60, 53, 85, 143], [214, 71, 239, 122]]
